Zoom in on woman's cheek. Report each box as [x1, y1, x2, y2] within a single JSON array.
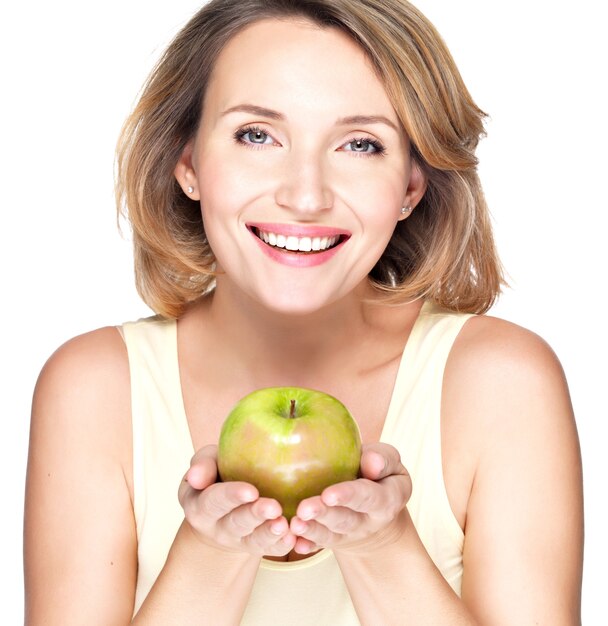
[[342, 178, 404, 223], [207, 152, 277, 198]]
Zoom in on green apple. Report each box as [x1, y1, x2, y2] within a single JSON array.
[[217, 387, 361, 520]]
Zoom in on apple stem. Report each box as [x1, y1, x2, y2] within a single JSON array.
[[289, 399, 296, 419]]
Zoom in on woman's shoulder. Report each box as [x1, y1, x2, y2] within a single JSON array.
[[32, 326, 132, 454], [36, 325, 129, 393], [443, 312, 575, 441], [451, 313, 567, 385]]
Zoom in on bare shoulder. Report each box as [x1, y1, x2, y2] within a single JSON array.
[[35, 325, 129, 400], [30, 324, 134, 494], [33, 326, 134, 431], [445, 313, 574, 426], [31, 324, 133, 479], [443, 311, 581, 473], [452, 313, 566, 376]]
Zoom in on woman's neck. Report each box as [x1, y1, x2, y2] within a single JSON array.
[[198, 278, 381, 385]]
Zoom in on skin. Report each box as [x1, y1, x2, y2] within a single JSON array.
[[24, 18, 583, 626]]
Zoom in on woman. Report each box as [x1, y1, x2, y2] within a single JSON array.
[[24, 0, 583, 623]]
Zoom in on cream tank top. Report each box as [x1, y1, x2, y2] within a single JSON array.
[[121, 301, 473, 623]]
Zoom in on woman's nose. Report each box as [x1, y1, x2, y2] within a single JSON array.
[[274, 148, 333, 216]]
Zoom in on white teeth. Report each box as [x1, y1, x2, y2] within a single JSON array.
[[256, 229, 341, 252], [298, 237, 312, 252], [285, 236, 299, 251]]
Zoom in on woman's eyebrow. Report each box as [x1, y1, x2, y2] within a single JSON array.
[[221, 104, 399, 131], [221, 104, 285, 120], [336, 114, 399, 132]]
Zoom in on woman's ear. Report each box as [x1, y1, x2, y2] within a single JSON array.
[[174, 141, 200, 200], [399, 160, 427, 219]]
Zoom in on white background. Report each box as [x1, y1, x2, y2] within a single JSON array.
[[2, 1, 606, 622]]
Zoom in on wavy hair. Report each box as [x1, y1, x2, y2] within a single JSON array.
[[116, 0, 505, 318]]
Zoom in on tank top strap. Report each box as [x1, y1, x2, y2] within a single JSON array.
[[381, 301, 475, 593], [121, 316, 194, 610], [121, 316, 193, 445], [384, 300, 475, 431]]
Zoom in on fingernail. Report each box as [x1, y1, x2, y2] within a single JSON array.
[[271, 524, 283, 535]]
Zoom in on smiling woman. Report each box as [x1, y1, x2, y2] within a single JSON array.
[[24, 1, 583, 625]]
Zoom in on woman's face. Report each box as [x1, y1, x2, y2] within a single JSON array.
[[177, 18, 425, 315]]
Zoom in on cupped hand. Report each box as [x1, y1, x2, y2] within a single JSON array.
[[289, 443, 412, 555], [178, 445, 296, 557]]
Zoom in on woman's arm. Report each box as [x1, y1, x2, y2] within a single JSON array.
[[24, 329, 295, 625], [24, 328, 138, 624], [452, 317, 583, 624], [290, 317, 583, 625]]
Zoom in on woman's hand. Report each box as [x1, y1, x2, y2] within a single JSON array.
[[178, 445, 297, 557], [289, 443, 412, 555]]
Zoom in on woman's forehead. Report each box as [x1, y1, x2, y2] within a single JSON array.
[[203, 18, 398, 125]]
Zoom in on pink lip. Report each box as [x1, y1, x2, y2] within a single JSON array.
[[247, 222, 350, 238], [247, 224, 349, 268]]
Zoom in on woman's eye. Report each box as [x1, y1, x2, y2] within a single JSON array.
[[234, 127, 385, 156], [342, 138, 385, 155], [234, 126, 274, 146]]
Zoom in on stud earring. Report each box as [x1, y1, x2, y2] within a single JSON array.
[[187, 186, 194, 194], [401, 206, 412, 215]]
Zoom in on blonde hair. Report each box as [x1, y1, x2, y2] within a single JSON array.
[[116, 0, 505, 318]]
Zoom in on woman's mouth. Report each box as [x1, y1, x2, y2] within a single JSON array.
[[253, 228, 343, 254], [247, 223, 350, 267]]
